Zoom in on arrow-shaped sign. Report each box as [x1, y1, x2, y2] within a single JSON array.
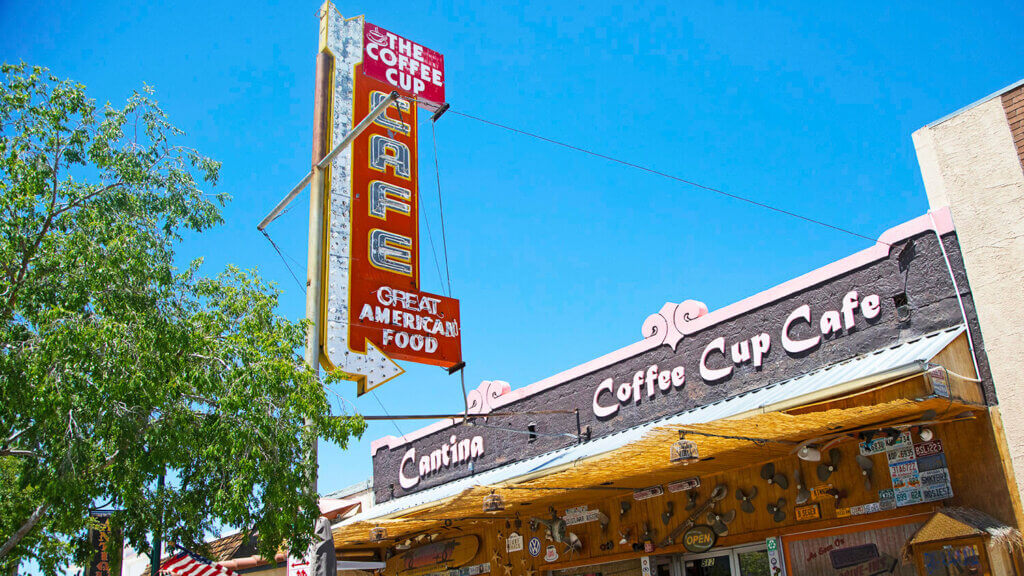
[[320, 12, 461, 394]]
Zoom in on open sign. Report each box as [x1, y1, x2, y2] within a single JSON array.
[[683, 525, 717, 553]]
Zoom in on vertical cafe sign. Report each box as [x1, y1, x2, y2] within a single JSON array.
[[321, 10, 461, 394], [85, 514, 122, 576]]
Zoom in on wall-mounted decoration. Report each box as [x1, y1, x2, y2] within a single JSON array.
[[506, 532, 523, 554], [633, 485, 664, 501], [706, 510, 735, 536], [794, 503, 821, 522], [667, 477, 701, 493], [390, 536, 481, 576], [661, 484, 728, 546], [816, 449, 842, 482], [543, 546, 558, 563], [794, 467, 811, 505], [661, 501, 674, 525], [856, 454, 875, 490], [767, 498, 787, 523], [735, 486, 758, 513], [760, 463, 789, 489], [682, 525, 717, 553]]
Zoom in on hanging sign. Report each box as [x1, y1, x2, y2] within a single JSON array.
[[85, 514, 122, 576], [682, 525, 716, 553], [322, 12, 461, 394], [363, 22, 445, 105], [562, 505, 603, 526], [506, 533, 523, 554]]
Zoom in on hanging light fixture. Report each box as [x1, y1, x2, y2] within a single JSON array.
[[670, 432, 700, 465], [797, 445, 822, 462], [483, 491, 506, 512], [369, 526, 388, 542]]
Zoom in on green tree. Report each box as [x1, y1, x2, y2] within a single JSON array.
[[0, 63, 365, 574]]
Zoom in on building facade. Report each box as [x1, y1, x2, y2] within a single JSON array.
[[330, 204, 1024, 576], [914, 79, 1024, 512]]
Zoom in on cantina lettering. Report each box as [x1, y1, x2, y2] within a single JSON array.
[[592, 291, 882, 417], [399, 434, 484, 489]]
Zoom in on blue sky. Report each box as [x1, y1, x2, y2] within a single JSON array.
[[2, 0, 1022, 497]]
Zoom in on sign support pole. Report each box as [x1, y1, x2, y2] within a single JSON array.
[[305, 47, 333, 500]]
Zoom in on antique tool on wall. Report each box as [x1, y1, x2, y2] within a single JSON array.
[[619, 500, 631, 517], [856, 454, 875, 490], [660, 483, 728, 546], [707, 510, 736, 536], [760, 463, 789, 489], [735, 486, 758, 513], [817, 448, 842, 482], [767, 497, 787, 523], [794, 466, 811, 505], [618, 528, 630, 545], [531, 508, 566, 543], [596, 509, 610, 530], [661, 501, 675, 525]]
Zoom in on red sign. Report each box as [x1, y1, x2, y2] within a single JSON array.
[[363, 22, 445, 105], [914, 440, 944, 458], [348, 67, 461, 370]]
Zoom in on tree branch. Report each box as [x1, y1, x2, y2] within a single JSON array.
[[0, 504, 47, 560]]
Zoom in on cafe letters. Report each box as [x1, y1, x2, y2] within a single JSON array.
[[593, 290, 881, 418]]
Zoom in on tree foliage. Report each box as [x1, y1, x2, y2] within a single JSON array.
[[0, 63, 365, 574]]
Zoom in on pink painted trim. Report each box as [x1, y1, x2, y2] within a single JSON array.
[[370, 209, 956, 454]]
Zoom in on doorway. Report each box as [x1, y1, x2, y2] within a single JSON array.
[[682, 544, 771, 576]]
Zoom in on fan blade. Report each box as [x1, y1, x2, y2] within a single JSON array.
[[748, 485, 758, 499], [735, 488, 744, 501], [774, 473, 789, 490], [830, 448, 841, 467], [864, 475, 872, 491], [856, 454, 874, 471], [711, 484, 728, 501], [817, 463, 832, 482], [706, 512, 716, 524], [774, 509, 787, 523], [722, 510, 736, 523], [760, 462, 774, 480], [712, 519, 728, 536], [796, 486, 811, 505], [741, 500, 754, 514]]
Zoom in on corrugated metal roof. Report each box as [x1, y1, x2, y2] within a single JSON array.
[[340, 326, 964, 524]]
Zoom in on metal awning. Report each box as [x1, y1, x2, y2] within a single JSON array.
[[340, 326, 965, 528]]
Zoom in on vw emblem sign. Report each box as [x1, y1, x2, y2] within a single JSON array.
[[528, 537, 541, 557]]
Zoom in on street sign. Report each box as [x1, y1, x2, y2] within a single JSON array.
[[321, 11, 461, 394]]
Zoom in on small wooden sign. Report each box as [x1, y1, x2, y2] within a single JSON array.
[[795, 503, 821, 522], [633, 485, 665, 500], [682, 525, 717, 553]]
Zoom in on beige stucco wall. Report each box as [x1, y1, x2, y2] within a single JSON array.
[[913, 94, 1024, 508]]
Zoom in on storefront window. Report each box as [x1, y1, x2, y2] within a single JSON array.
[[784, 521, 924, 575], [735, 550, 770, 576]]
